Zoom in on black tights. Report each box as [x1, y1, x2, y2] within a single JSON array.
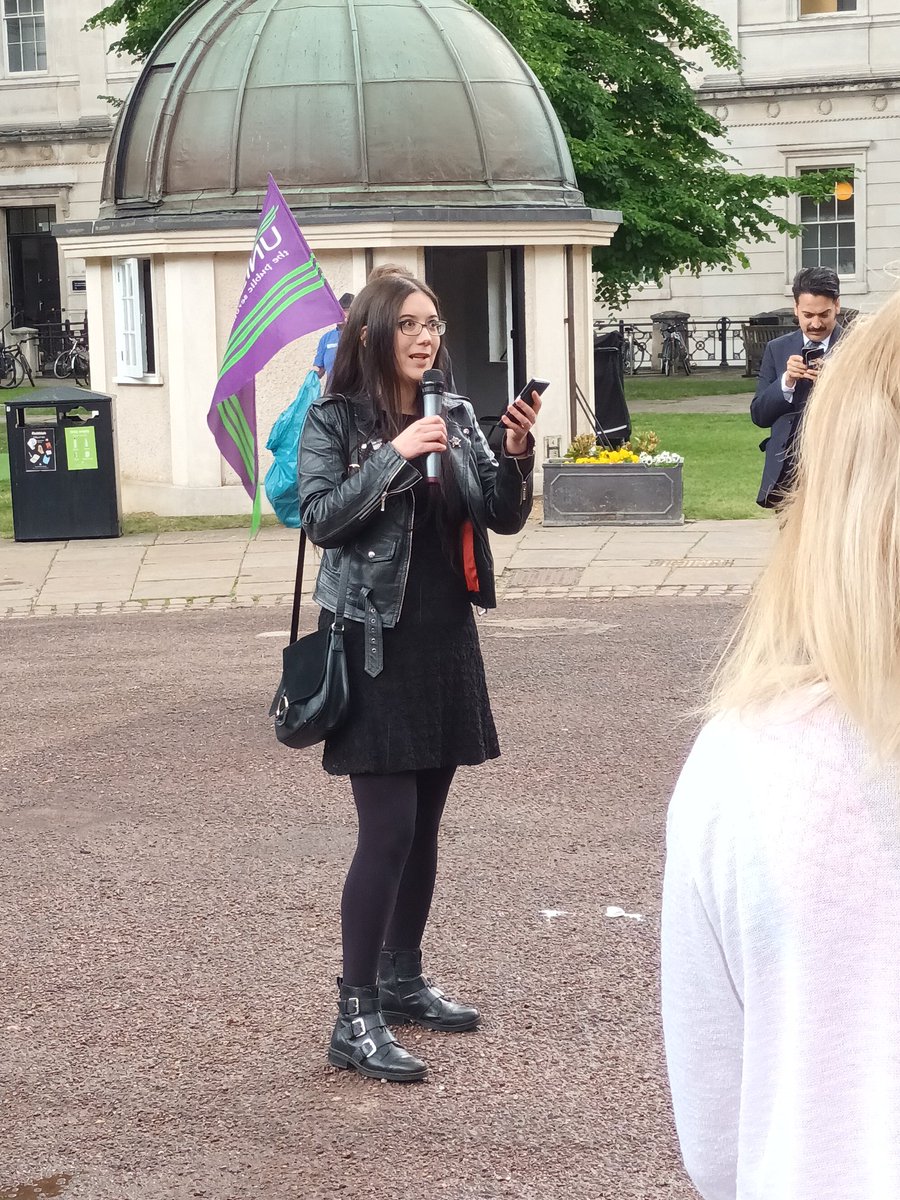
[[341, 767, 456, 987]]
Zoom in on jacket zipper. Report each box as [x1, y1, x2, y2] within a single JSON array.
[[356, 462, 408, 522]]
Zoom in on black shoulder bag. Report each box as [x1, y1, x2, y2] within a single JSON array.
[[269, 532, 351, 749]]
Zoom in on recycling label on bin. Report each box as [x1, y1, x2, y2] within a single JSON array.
[[65, 426, 98, 471], [24, 428, 56, 472]]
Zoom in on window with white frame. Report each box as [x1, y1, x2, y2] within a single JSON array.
[[113, 257, 156, 380], [799, 168, 856, 276], [3, 0, 46, 74], [800, 0, 857, 13]]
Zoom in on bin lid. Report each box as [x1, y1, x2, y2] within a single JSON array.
[[594, 330, 623, 350], [4, 386, 113, 407], [748, 308, 797, 325]]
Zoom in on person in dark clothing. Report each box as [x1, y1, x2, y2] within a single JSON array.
[[751, 266, 843, 508], [298, 273, 541, 1083]]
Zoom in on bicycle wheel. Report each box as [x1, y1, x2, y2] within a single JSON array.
[[74, 351, 90, 388], [19, 353, 35, 387], [53, 350, 74, 379], [661, 342, 673, 376], [0, 351, 23, 388], [677, 340, 692, 376]]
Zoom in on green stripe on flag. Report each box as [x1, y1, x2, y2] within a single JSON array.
[[219, 276, 328, 377], [218, 408, 253, 482], [224, 261, 318, 357], [256, 204, 279, 238], [221, 393, 256, 470], [217, 396, 255, 481], [221, 392, 255, 456]]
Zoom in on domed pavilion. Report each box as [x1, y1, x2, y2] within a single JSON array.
[[57, 0, 619, 515]]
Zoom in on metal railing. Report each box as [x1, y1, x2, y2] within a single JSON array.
[[32, 318, 89, 376], [597, 317, 748, 373]]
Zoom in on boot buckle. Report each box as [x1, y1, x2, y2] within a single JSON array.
[[346, 996, 360, 1016], [350, 1017, 367, 1038], [359, 1037, 377, 1058]]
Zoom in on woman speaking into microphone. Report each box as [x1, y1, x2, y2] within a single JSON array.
[[298, 272, 541, 1083]]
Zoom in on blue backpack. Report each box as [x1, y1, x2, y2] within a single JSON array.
[[264, 370, 322, 527]]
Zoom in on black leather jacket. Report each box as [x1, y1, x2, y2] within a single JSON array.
[[298, 392, 534, 634]]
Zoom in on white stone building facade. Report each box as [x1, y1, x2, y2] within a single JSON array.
[[0, 0, 137, 332], [618, 0, 900, 322]]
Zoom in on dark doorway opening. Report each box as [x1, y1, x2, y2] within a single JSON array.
[[6, 206, 62, 327], [425, 246, 526, 446]]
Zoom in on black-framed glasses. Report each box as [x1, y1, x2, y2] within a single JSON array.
[[397, 317, 446, 337]]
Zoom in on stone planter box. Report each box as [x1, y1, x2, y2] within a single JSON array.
[[542, 460, 683, 526]]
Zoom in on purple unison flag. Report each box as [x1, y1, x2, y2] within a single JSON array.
[[207, 175, 344, 532]]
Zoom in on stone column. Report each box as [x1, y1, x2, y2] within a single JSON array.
[[526, 245, 570, 480], [163, 254, 223, 492]]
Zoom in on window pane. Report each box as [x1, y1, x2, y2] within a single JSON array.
[[820, 224, 837, 248], [838, 224, 855, 249], [800, 0, 857, 11], [802, 248, 820, 268], [800, 195, 818, 223], [821, 248, 838, 271], [838, 250, 856, 273], [5, 8, 46, 72]]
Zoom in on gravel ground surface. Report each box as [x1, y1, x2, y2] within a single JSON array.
[[0, 597, 741, 1200]]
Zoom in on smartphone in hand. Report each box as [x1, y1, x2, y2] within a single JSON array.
[[512, 378, 550, 408], [802, 345, 826, 369]]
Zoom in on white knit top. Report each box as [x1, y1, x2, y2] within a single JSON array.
[[661, 695, 900, 1200]]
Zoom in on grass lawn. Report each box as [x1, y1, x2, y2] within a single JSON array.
[[1, 391, 768, 536], [0, 391, 274, 539], [630, 412, 770, 521], [625, 372, 756, 403]]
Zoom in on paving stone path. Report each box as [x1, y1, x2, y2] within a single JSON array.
[[0, 518, 775, 618]]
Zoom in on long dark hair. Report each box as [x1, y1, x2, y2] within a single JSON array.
[[329, 273, 464, 559], [329, 274, 452, 438]]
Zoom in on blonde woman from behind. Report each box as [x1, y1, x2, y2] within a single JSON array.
[[661, 291, 900, 1200]]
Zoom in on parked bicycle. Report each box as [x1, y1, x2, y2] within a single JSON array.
[[660, 323, 692, 376], [53, 334, 90, 387], [0, 338, 36, 389], [621, 324, 650, 375]]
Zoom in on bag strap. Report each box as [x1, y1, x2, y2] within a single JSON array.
[[289, 529, 307, 645], [288, 532, 352, 644], [289, 395, 355, 645]]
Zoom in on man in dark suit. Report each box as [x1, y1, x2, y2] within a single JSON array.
[[751, 266, 843, 508]]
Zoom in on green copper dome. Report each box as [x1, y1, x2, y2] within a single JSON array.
[[102, 0, 583, 217]]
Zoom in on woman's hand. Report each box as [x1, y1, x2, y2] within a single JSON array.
[[501, 390, 542, 457], [391, 415, 448, 461]]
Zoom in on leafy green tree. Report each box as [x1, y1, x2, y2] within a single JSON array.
[[84, 0, 191, 61], [87, 0, 845, 308], [471, 0, 845, 308]]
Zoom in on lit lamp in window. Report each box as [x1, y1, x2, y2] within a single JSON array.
[[835, 181, 854, 202]]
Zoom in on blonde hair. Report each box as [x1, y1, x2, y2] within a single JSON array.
[[709, 291, 900, 757]]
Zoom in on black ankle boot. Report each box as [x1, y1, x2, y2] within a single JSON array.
[[328, 981, 427, 1082], [378, 949, 480, 1032]]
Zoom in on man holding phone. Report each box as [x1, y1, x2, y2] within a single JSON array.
[[751, 266, 843, 508]]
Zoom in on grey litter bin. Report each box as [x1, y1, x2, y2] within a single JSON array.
[[5, 386, 121, 541], [742, 309, 798, 375], [650, 310, 690, 372]]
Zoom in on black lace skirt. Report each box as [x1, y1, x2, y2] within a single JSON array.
[[317, 486, 499, 777]]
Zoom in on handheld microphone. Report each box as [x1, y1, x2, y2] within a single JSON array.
[[421, 368, 446, 485]]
